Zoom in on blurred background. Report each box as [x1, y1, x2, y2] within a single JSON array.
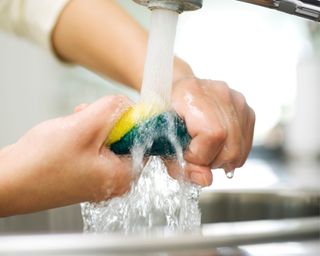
[[0, 0, 319, 235]]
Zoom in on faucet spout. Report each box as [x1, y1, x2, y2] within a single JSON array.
[[133, 0, 203, 13]]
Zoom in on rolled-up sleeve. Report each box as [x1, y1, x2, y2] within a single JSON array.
[[0, 0, 70, 51]]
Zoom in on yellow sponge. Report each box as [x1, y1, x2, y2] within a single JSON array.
[[107, 103, 164, 145]]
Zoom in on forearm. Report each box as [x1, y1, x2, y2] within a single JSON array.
[[52, 0, 194, 91], [0, 143, 86, 217], [0, 144, 30, 216], [52, 0, 147, 90]]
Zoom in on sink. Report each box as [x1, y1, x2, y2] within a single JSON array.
[[0, 189, 319, 255], [199, 190, 320, 223]]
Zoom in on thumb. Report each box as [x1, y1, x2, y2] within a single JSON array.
[[74, 103, 89, 113], [77, 95, 132, 144]]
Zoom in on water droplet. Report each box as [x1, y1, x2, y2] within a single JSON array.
[[225, 170, 235, 179]]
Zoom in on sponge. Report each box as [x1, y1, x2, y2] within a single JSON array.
[[107, 105, 191, 157]]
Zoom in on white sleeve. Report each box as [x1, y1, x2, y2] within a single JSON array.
[[0, 0, 70, 51]]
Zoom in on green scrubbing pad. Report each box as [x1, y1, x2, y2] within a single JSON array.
[[110, 112, 191, 157]]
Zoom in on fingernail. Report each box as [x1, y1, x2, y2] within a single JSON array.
[[190, 172, 208, 186]]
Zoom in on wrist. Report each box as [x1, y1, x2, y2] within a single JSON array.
[[0, 143, 22, 216], [0, 143, 19, 171]]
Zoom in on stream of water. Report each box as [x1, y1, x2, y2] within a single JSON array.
[[81, 9, 201, 235]]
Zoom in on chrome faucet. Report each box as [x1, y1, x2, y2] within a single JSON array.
[[132, 0, 203, 13], [133, 0, 320, 21], [238, 0, 320, 21]]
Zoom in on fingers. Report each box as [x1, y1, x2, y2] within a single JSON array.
[[87, 145, 133, 201], [172, 78, 255, 175], [185, 132, 225, 167], [209, 85, 244, 170], [239, 107, 255, 167], [97, 149, 133, 199], [165, 160, 213, 187], [173, 79, 228, 167], [211, 88, 255, 170], [75, 96, 134, 201]]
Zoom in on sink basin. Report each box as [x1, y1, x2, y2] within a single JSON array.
[[199, 190, 320, 223], [0, 190, 319, 255]]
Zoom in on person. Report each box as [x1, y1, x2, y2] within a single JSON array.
[[0, 0, 255, 217]]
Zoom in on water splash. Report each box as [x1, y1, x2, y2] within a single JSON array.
[[81, 156, 201, 234], [81, 112, 201, 234]]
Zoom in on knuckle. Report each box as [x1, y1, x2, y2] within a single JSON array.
[[239, 95, 247, 108], [216, 81, 231, 92], [109, 95, 127, 105], [219, 145, 243, 168], [237, 159, 247, 168], [233, 89, 244, 99], [178, 77, 199, 88], [214, 82, 233, 103], [199, 154, 212, 166], [235, 153, 248, 168], [105, 95, 131, 112], [214, 80, 229, 88], [250, 107, 256, 123], [207, 128, 227, 143], [186, 79, 202, 92], [234, 91, 248, 111], [173, 78, 202, 98]]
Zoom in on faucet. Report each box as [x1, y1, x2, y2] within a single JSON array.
[[132, 0, 203, 13], [239, 0, 320, 21], [133, 0, 320, 21]]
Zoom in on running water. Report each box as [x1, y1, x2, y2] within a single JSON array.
[[140, 9, 178, 109], [81, 9, 201, 234]]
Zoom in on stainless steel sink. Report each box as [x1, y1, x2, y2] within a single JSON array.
[[0, 190, 319, 255], [199, 190, 320, 223]]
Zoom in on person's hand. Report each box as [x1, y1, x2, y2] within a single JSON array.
[[0, 96, 133, 216], [168, 78, 255, 187]]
